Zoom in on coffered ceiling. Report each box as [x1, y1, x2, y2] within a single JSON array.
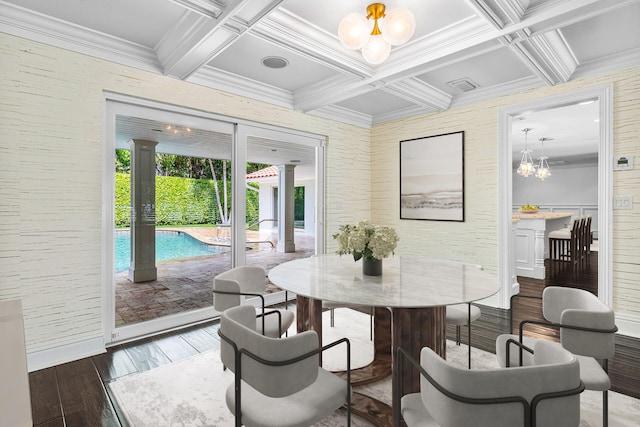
[[0, 0, 640, 171], [2, 0, 639, 131]]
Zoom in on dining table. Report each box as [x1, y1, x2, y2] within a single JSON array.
[[267, 254, 501, 427]]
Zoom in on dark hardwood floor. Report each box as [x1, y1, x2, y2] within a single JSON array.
[[29, 251, 640, 426], [29, 321, 222, 427]]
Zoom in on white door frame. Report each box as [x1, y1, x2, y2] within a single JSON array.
[[103, 92, 325, 345], [497, 84, 613, 308]]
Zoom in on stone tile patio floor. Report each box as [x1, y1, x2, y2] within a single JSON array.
[[115, 228, 314, 326]]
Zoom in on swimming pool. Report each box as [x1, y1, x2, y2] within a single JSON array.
[[115, 230, 229, 273]]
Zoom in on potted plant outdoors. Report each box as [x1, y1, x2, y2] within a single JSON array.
[[333, 220, 399, 276]]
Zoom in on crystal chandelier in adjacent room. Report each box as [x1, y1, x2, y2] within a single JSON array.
[[535, 137, 552, 180], [338, 3, 415, 65], [517, 128, 536, 177]]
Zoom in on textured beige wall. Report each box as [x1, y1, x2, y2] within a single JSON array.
[[371, 66, 640, 321], [1, 31, 639, 358], [0, 33, 370, 352]]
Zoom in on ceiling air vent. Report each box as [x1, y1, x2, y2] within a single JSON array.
[[447, 78, 478, 93]]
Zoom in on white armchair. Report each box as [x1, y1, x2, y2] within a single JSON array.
[[398, 340, 583, 427], [214, 265, 294, 337], [218, 304, 351, 427], [498, 286, 617, 426]]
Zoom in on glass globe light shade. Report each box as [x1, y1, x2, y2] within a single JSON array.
[[381, 7, 416, 46], [536, 167, 551, 180], [517, 150, 536, 177], [535, 157, 551, 180], [362, 34, 391, 64], [338, 13, 370, 50]]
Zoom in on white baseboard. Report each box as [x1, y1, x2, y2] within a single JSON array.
[[27, 335, 105, 372], [615, 312, 640, 339]]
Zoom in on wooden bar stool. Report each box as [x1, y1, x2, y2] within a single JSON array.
[[549, 216, 583, 273]]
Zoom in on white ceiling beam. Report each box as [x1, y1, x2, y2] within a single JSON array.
[[293, 75, 380, 113], [167, 0, 226, 19], [366, 16, 496, 85], [229, 0, 617, 116], [466, 0, 531, 28], [286, 16, 495, 113], [156, 0, 284, 79], [465, 0, 506, 28], [383, 79, 452, 112], [493, 0, 600, 40], [511, 29, 578, 85]]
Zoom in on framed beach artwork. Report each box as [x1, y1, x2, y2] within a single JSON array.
[[400, 131, 465, 221]]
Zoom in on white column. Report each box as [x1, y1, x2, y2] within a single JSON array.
[[128, 139, 158, 282], [277, 164, 296, 253]]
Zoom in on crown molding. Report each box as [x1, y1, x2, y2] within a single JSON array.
[[572, 48, 640, 78], [308, 105, 373, 129], [449, 76, 544, 109], [187, 65, 294, 109], [372, 105, 435, 126], [0, 1, 161, 73]]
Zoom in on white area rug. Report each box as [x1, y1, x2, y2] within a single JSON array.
[[109, 309, 640, 426]]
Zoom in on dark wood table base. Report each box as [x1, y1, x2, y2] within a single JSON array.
[[297, 296, 446, 427], [350, 391, 393, 427]]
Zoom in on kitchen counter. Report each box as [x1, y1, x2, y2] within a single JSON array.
[[512, 212, 573, 279], [512, 212, 573, 220]]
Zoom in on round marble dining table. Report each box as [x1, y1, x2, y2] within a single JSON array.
[[268, 254, 500, 427]]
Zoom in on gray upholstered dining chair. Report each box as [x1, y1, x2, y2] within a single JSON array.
[[324, 302, 374, 340], [397, 340, 583, 427], [444, 263, 484, 369], [497, 286, 617, 426], [214, 265, 294, 337], [445, 303, 481, 369], [218, 304, 352, 427]]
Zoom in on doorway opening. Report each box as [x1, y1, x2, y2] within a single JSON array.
[[498, 85, 613, 309]]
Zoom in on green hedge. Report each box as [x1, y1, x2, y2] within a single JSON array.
[[115, 173, 258, 227]]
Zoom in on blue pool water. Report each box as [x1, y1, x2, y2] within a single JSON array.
[[115, 230, 229, 273]]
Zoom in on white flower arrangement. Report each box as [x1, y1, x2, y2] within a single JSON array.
[[333, 220, 399, 261]]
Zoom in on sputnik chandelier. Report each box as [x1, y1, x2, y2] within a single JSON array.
[[338, 3, 416, 65]]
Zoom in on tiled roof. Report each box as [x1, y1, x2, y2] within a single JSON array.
[[246, 165, 278, 180]]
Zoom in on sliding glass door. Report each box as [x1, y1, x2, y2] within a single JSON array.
[[104, 96, 325, 343]]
